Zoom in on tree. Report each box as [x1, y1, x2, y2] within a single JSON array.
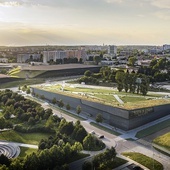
[[58, 99, 64, 108], [82, 161, 93, 170], [76, 105, 81, 115], [96, 113, 103, 123], [0, 154, 10, 167], [71, 142, 83, 153], [128, 56, 137, 66], [26, 88, 31, 94], [66, 103, 70, 110], [94, 55, 102, 65], [28, 117, 35, 125], [115, 71, 125, 92], [52, 98, 57, 104], [84, 70, 92, 77]]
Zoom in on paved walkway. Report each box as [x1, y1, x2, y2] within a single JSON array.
[[113, 94, 124, 104]]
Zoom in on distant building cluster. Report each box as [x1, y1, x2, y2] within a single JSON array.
[[0, 44, 169, 66], [17, 53, 41, 63], [43, 49, 86, 63]]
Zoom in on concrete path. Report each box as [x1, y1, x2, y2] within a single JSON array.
[[113, 94, 124, 104], [0, 141, 38, 149]]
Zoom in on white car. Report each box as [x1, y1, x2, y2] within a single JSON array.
[[90, 130, 95, 134]]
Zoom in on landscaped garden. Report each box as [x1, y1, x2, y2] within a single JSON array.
[[0, 89, 110, 170]]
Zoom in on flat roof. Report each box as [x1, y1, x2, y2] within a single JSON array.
[[0, 74, 9, 78], [21, 64, 100, 71]]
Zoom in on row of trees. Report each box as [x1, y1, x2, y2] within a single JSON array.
[[138, 58, 170, 82], [78, 67, 149, 95], [48, 57, 83, 65], [115, 71, 149, 95]]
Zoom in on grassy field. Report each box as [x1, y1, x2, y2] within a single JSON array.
[[0, 130, 51, 145], [135, 119, 170, 138], [122, 152, 163, 170], [153, 132, 170, 151], [19, 147, 38, 157], [36, 83, 170, 109]]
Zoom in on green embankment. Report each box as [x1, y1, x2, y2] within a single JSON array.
[[153, 132, 170, 151], [135, 119, 170, 138], [122, 152, 163, 170], [0, 130, 51, 145]]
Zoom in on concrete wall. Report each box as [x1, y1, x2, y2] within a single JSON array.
[[31, 88, 170, 131]]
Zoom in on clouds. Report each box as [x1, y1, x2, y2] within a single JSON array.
[[0, 1, 21, 7], [151, 0, 170, 9], [0, 0, 169, 45]]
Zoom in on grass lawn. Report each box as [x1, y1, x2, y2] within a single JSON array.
[[0, 130, 51, 145], [19, 147, 38, 157], [90, 122, 121, 136], [122, 152, 163, 170], [36, 84, 170, 109], [135, 119, 170, 138], [108, 157, 128, 169], [153, 132, 170, 151]]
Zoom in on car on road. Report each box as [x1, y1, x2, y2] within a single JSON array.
[[90, 130, 95, 134], [98, 135, 104, 139]]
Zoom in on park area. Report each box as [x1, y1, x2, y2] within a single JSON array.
[[36, 83, 170, 110]]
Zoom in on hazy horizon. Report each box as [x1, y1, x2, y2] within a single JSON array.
[[0, 0, 169, 46]]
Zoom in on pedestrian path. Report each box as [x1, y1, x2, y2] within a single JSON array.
[[113, 94, 124, 104]]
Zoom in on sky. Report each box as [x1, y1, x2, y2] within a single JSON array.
[[0, 0, 169, 46]]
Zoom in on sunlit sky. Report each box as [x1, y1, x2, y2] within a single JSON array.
[[0, 0, 170, 46]]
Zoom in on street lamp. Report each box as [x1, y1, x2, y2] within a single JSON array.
[[136, 78, 142, 94]]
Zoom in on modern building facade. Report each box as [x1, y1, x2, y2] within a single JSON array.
[[31, 87, 170, 131]]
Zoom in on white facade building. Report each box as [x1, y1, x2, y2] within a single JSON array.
[[163, 44, 170, 51], [108, 45, 117, 56], [43, 50, 87, 63]]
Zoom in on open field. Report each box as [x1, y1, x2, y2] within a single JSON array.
[[36, 83, 170, 109], [0, 130, 51, 145]]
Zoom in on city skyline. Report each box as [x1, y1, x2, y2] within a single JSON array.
[[0, 0, 170, 46]]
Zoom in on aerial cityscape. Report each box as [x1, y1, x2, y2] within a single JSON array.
[[0, 0, 170, 170]]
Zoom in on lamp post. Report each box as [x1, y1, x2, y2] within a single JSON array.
[[136, 78, 142, 94]]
